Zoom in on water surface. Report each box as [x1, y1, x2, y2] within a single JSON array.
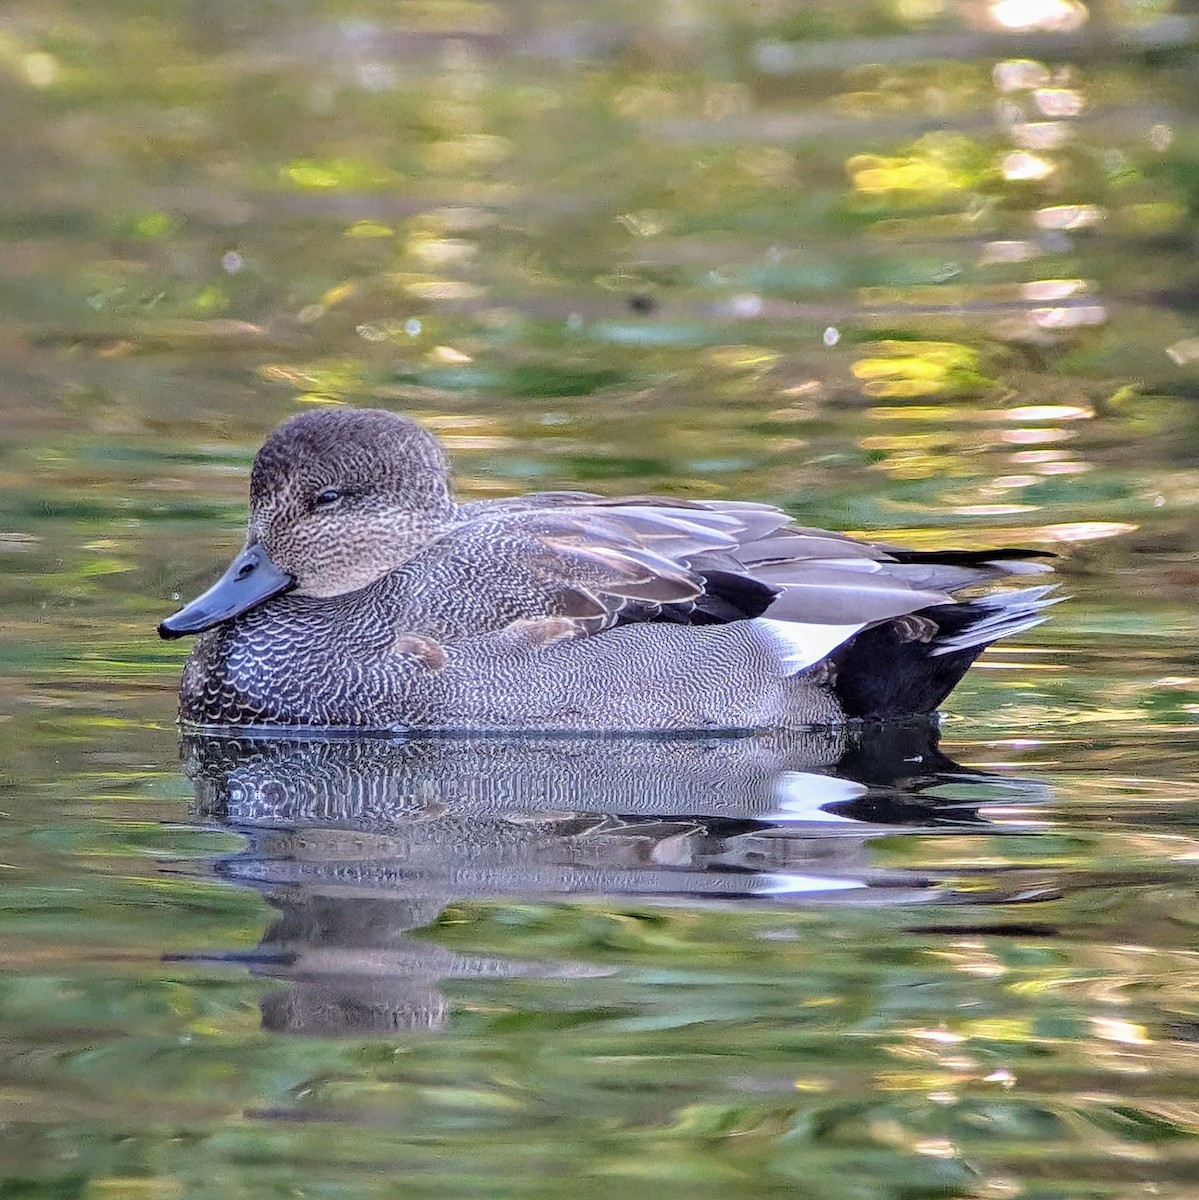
[[2, 1, 1199, 1196]]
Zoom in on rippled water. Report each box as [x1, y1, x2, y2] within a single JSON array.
[[2, 0, 1199, 1196]]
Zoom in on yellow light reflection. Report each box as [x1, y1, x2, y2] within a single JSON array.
[[1001, 404, 1093, 421], [915, 1138, 958, 1158], [615, 211, 665, 237], [281, 158, 400, 190], [849, 157, 961, 195], [422, 414, 502, 433], [427, 345, 472, 365], [1039, 521, 1138, 542], [852, 340, 986, 400], [408, 236, 477, 268], [987, 0, 1088, 33], [344, 220, 394, 239], [438, 435, 513, 451], [1165, 338, 1199, 364], [455, 476, 514, 495], [256, 360, 369, 393], [848, 134, 983, 198], [1035, 460, 1091, 474], [861, 432, 960, 452], [23, 52, 59, 87], [1021, 279, 1088, 302], [869, 404, 958, 421], [1002, 151, 1055, 181], [1092, 1017, 1152, 1046], [398, 278, 487, 301], [911, 1029, 966, 1045]]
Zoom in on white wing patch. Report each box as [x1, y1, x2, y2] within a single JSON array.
[[755, 617, 863, 675]]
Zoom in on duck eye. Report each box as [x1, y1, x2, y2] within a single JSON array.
[[313, 488, 342, 508]]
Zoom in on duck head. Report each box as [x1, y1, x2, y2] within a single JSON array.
[[159, 407, 458, 638]]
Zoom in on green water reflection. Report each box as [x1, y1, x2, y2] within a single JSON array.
[[2, 0, 1199, 1196]]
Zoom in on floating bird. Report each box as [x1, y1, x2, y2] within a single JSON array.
[[159, 408, 1055, 730]]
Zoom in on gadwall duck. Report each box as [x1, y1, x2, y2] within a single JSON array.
[[159, 407, 1055, 731]]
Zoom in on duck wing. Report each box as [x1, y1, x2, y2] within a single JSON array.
[[441, 503, 783, 634], [707, 527, 1053, 624], [435, 497, 1052, 639]]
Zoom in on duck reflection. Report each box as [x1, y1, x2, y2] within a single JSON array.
[[182, 723, 1045, 1036]]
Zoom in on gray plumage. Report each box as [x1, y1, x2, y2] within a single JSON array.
[[163, 407, 1057, 731]]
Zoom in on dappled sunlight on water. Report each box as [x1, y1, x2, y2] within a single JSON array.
[[2, 0, 1199, 1196]]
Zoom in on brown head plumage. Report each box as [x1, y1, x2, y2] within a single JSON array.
[[247, 407, 458, 597]]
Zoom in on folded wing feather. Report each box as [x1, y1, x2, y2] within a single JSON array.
[[449, 493, 1052, 644]]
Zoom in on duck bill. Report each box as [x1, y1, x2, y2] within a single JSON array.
[[158, 543, 295, 639]]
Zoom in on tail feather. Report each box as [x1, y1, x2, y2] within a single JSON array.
[[829, 587, 1058, 720], [869, 558, 1053, 593], [929, 585, 1061, 656]]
